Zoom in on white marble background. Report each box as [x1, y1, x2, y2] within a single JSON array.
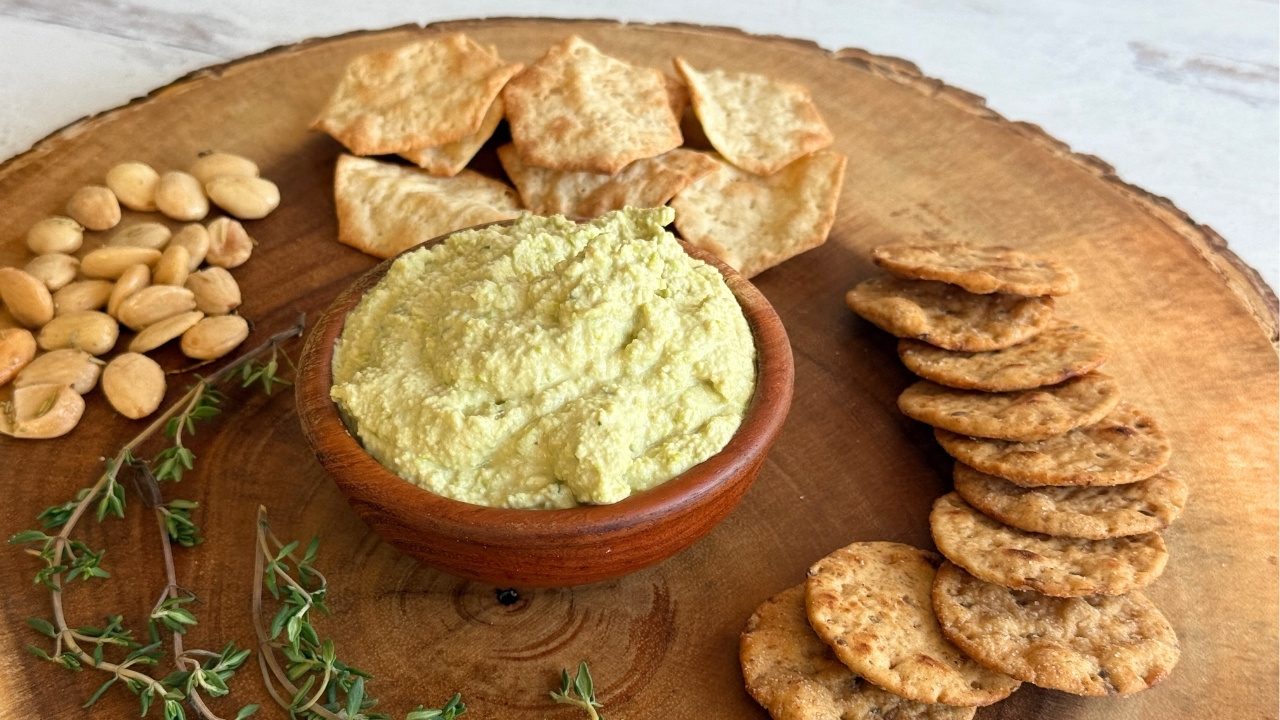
[[1, 0, 1276, 291]]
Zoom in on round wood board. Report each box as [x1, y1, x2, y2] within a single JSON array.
[[1, 19, 1276, 720]]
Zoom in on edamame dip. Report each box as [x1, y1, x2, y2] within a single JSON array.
[[330, 207, 756, 508]]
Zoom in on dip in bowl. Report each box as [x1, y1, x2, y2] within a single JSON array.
[[297, 208, 793, 587]]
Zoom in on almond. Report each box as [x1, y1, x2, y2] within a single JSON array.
[[37, 311, 119, 355], [103, 353, 166, 419]]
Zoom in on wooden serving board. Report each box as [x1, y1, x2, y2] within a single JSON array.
[[0, 20, 1276, 720]]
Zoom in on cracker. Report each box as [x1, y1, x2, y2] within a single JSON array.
[[953, 463, 1188, 539], [497, 145, 718, 219], [930, 492, 1167, 597], [502, 36, 682, 174], [742, 584, 976, 720], [670, 151, 846, 278], [314, 35, 523, 156], [674, 58, 833, 177], [399, 96, 505, 177], [898, 319, 1112, 392], [846, 277, 1055, 352], [933, 562, 1179, 696], [665, 74, 690, 118], [804, 542, 1020, 706], [935, 402, 1172, 487], [333, 154, 522, 259], [897, 373, 1121, 442], [872, 242, 1078, 296]]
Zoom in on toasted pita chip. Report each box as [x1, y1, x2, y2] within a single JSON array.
[[665, 74, 690, 118], [502, 36, 682, 175], [497, 144, 718, 219], [675, 58, 833, 176], [334, 155, 522, 259], [400, 96, 506, 177], [314, 34, 522, 156], [670, 151, 846, 278]]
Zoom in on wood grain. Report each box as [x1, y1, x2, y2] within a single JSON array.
[[0, 20, 1275, 720]]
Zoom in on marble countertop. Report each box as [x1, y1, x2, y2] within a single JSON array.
[[1, 0, 1275, 291]]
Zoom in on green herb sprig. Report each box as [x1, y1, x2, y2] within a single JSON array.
[[253, 507, 466, 720], [551, 661, 608, 720], [9, 317, 304, 719]]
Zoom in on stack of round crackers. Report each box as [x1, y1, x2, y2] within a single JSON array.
[[843, 242, 1184, 698]]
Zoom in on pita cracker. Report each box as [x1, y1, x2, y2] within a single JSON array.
[[314, 34, 522, 156], [497, 144, 718, 219], [664, 74, 690, 118], [400, 96, 506, 177], [333, 155, 522, 259], [670, 151, 846, 278], [675, 58, 833, 176], [502, 36, 682, 174]]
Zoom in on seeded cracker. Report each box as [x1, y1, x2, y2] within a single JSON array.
[[333, 155, 522, 260], [929, 492, 1168, 597], [313, 35, 523, 156], [805, 542, 1020, 707], [502, 36, 682, 175], [898, 319, 1112, 392], [897, 373, 1121, 442], [933, 562, 1179, 696], [674, 58, 833, 177], [846, 277, 1054, 352], [953, 463, 1188, 539], [497, 145, 718, 219], [741, 584, 975, 720], [935, 402, 1172, 487], [872, 242, 1078, 296], [671, 151, 846, 278], [399, 96, 506, 178]]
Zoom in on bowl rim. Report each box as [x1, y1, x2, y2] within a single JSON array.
[[296, 217, 794, 541]]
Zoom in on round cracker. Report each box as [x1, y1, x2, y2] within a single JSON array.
[[897, 319, 1112, 391], [953, 463, 1188, 539], [932, 562, 1179, 696], [934, 402, 1172, 487], [741, 584, 976, 720], [845, 277, 1054, 352], [871, 243, 1078, 296], [804, 542, 1020, 707], [930, 492, 1167, 597], [897, 373, 1121, 442]]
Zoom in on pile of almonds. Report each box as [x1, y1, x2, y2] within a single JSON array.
[[0, 152, 280, 439]]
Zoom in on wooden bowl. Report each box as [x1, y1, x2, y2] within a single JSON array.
[[296, 223, 794, 587]]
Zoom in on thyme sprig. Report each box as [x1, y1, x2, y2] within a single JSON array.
[[9, 316, 304, 719], [551, 661, 608, 720], [253, 507, 466, 720]]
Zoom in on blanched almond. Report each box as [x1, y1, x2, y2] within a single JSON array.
[[0, 327, 37, 386], [185, 267, 241, 315], [155, 171, 209, 221], [107, 264, 151, 319], [66, 185, 121, 231], [190, 152, 259, 186], [24, 254, 79, 292], [15, 348, 102, 394], [129, 310, 203, 353], [81, 247, 162, 279], [116, 285, 197, 331], [206, 217, 254, 268], [105, 161, 160, 212], [181, 315, 248, 360], [5, 383, 85, 439], [170, 224, 210, 271], [53, 280, 114, 315], [26, 216, 84, 255], [37, 311, 119, 355], [0, 267, 56, 328], [206, 176, 280, 220], [108, 222, 172, 250], [103, 353, 166, 419], [153, 245, 191, 287]]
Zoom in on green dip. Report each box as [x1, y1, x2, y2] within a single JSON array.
[[330, 207, 756, 508]]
